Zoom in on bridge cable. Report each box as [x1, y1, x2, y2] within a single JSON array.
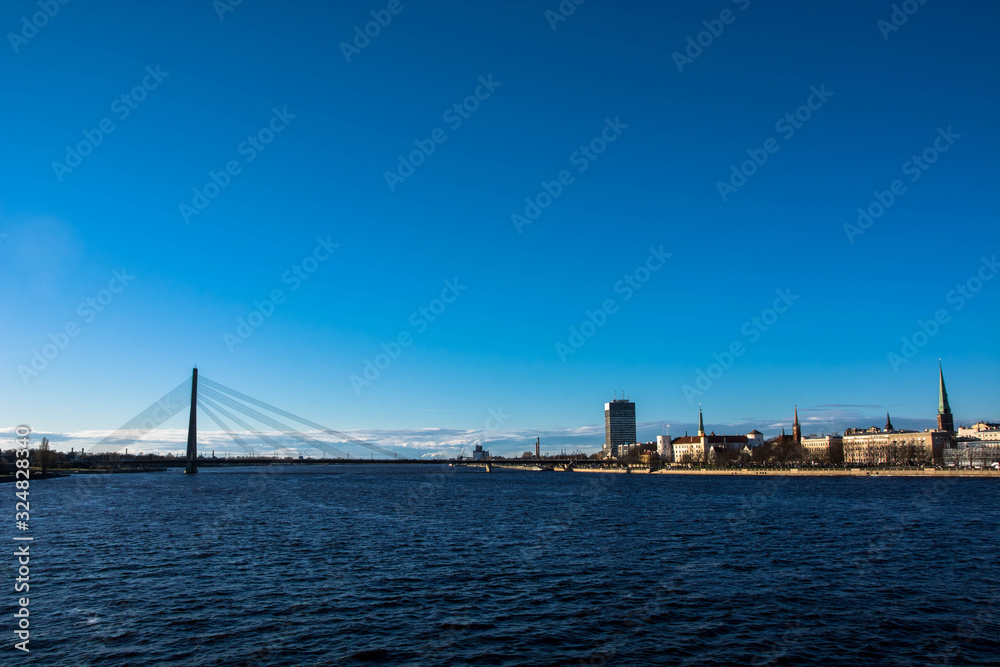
[[201, 376, 400, 459], [198, 384, 349, 459], [197, 398, 260, 458], [86, 376, 192, 454], [199, 394, 297, 458]]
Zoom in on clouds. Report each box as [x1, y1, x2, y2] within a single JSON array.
[[0, 424, 601, 459], [1, 404, 945, 459]]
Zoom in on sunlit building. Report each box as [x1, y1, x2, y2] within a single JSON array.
[[843, 425, 949, 465], [669, 409, 755, 463], [801, 435, 844, 464], [603, 398, 636, 458]]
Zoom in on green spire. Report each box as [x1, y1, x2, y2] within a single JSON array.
[[698, 407, 705, 436], [938, 360, 951, 415]]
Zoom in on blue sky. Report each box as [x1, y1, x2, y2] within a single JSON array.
[[2, 0, 998, 456]]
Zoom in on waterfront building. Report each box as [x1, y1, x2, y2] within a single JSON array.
[[604, 398, 636, 458], [671, 436, 706, 463], [472, 444, 490, 461], [657, 434, 672, 462], [618, 441, 655, 459], [669, 408, 754, 463], [945, 421, 1000, 467], [957, 422, 1000, 441], [943, 439, 1000, 467], [639, 450, 660, 466], [801, 435, 844, 464], [843, 428, 949, 465]]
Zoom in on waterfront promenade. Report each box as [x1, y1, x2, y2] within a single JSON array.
[[461, 462, 1000, 478]]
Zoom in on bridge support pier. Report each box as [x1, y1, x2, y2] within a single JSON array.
[[185, 367, 198, 474]]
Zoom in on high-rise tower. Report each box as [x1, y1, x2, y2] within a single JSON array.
[[604, 398, 636, 457], [937, 361, 954, 432]]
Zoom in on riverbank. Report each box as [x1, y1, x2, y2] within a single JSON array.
[[0, 471, 72, 484], [650, 467, 1000, 477], [465, 463, 1000, 477]]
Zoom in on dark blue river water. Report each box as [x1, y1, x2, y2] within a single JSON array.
[[8, 466, 1000, 665]]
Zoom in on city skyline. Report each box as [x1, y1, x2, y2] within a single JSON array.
[[3, 0, 998, 448], [5, 2, 998, 664], [6, 359, 991, 459]]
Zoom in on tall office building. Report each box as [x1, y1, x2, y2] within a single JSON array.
[[604, 398, 636, 457]]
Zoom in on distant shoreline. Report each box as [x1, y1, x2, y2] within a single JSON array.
[[4, 464, 998, 482], [468, 464, 1000, 478]]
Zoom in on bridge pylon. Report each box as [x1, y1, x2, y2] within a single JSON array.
[[185, 367, 198, 474]]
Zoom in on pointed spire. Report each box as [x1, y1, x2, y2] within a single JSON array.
[[794, 405, 799, 427], [885, 412, 893, 432], [938, 360, 951, 415], [937, 360, 955, 432], [697, 406, 705, 436]]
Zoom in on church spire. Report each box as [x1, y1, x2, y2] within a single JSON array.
[[937, 360, 954, 432], [938, 361, 951, 414], [793, 405, 802, 443], [885, 412, 893, 432], [697, 407, 705, 437]]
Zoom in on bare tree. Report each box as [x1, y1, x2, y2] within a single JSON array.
[[39, 437, 50, 475]]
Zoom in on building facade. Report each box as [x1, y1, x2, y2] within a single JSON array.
[[945, 422, 1000, 467], [943, 440, 1000, 467], [801, 435, 844, 464], [669, 409, 755, 463], [957, 422, 1000, 441], [604, 398, 636, 458], [671, 436, 706, 463], [843, 428, 949, 465], [657, 434, 672, 462]]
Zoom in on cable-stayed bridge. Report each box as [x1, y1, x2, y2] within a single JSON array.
[[86, 368, 401, 472]]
